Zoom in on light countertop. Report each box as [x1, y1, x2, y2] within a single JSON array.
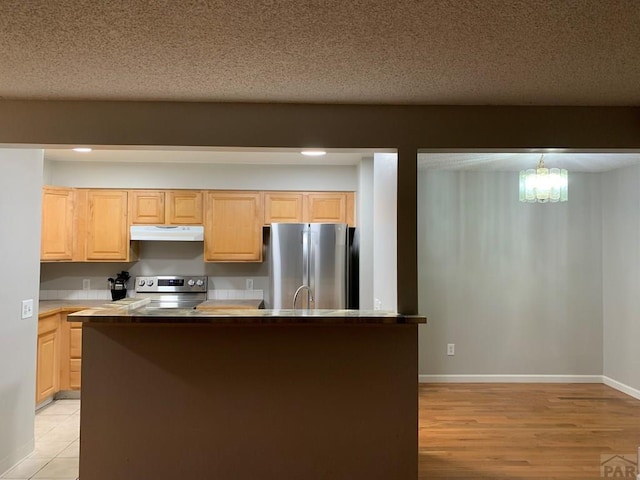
[[39, 300, 112, 317], [39, 298, 264, 317]]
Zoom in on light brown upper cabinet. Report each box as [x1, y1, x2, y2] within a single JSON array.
[[306, 192, 354, 224], [205, 191, 263, 262], [130, 190, 203, 225], [85, 190, 132, 261], [263, 191, 356, 226], [167, 190, 203, 224], [41, 186, 75, 261], [264, 192, 304, 224], [130, 190, 165, 224]]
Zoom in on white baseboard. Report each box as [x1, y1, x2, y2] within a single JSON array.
[[419, 374, 603, 383], [0, 439, 34, 478], [603, 376, 640, 401], [418, 374, 640, 401]]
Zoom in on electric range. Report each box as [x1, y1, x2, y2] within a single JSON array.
[[134, 275, 208, 309]]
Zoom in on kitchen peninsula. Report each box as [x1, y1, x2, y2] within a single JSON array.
[[69, 306, 425, 480]]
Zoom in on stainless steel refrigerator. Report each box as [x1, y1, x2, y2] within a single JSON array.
[[268, 223, 350, 309]]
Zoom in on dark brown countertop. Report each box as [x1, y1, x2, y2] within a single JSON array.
[[68, 306, 426, 325]]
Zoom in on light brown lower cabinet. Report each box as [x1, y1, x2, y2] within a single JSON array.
[[68, 324, 82, 390], [37, 310, 83, 404], [36, 313, 61, 404], [69, 358, 82, 390]]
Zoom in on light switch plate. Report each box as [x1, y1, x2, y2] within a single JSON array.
[[22, 299, 34, 319], [83, 279, 91, 290], [246, 279, 253, 290]]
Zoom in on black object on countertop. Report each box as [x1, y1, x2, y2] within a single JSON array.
[[108, 271, 130, 301]]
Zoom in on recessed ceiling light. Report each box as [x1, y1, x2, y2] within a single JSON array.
[[301, 150, 326, 157], [72, 147, 92, 153]]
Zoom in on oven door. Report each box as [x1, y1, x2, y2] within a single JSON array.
[[136, 293, 206, 309]]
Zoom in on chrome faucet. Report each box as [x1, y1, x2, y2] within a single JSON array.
[[293, 285, 313, 309]]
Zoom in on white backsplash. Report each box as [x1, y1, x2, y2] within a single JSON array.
[[39, 242, 269, 302], [40, 289, 113, 300], [207, 289, 264, 300]]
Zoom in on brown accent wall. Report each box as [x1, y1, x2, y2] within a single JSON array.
[[2, 101, 640, 313]]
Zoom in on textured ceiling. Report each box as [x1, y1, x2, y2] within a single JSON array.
[[2, 1, 640, 105]]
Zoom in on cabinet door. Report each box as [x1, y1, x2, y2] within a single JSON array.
[[36, 329, 58, 403], [85, 190, 130, 260], [305, 193, 348, 224], [205, 192, 263, 262], [167, 190, 203, 224], [264, 192, 304, 225], [69, 359, 82, 390], [59, 316, 82, 392], [41, 187, 74, 261], [69, 326, 82, 359], [131, 190, 165, 224]]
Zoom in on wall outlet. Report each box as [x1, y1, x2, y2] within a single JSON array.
[[82, 279, 91, 290], [22, 299, 34, 319], [246, 278, 253, 290], [447, 343, 455, 356]]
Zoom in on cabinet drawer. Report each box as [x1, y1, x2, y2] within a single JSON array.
[[69, 359, 81, 390], [69, 327, 82, 358], [38, 313, 60, 335]]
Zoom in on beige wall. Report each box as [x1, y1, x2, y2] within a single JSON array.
[[602, 164, 640, 392], [0, 149, 42, 475], [46, 161, 358, 191], [418, 170, 603, 378]]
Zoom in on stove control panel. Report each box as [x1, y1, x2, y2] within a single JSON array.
[[135, 276, 208, 293]]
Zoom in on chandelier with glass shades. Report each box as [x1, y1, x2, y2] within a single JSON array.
[[519, 155, 568, 203]]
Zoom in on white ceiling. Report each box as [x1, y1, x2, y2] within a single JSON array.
[[2, 1, 640, 105], [45, 148, 640, 172], [417, 152, 640, 172], [43, 148, 368, 166]]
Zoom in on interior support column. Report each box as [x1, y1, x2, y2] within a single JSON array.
[[396, 146, 418, 314]]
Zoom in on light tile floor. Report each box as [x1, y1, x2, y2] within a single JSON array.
[[1, 400, 79, 480]]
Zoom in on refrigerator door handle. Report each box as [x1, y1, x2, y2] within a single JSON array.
[[302, 226, 310, 309], [308, 228, 315, 309]]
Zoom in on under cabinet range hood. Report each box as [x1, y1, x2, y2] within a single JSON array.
[[130, 225, 204, 241]]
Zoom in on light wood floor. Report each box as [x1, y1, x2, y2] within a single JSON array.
[[419, 383, 640, 479]]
